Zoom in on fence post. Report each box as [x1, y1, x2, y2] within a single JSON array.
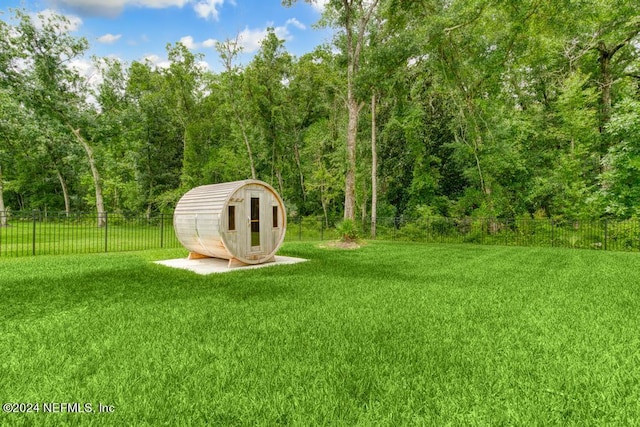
[[160, 213, 165, 248], [550, 218, 554, 247], [32, 210, 37, 256], [104, 212, 108, 253], [604, 219, 608, 251], [504, 218, 509, 246], [298, 216, 302, 241], [320, 217, 324, 241], [424, 218, 428, 242], [393, 218, 396, 241]]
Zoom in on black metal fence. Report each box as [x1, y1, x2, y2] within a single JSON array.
[[0, 211, 181, 257], [1, 211, 640, 257], [286, 216, 640, 252]]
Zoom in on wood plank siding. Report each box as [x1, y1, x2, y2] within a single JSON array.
[[174, 180, 286, 265]]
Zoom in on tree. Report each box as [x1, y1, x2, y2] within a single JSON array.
[[357, 3, 419, 232], [244, 29, 293, 194], [0, 89, 17, 225], [0, 10, 107, 225], [124, 60, 184, 212], [216, 37, 258, 179], [164, 42, 206, 190], [562, 0, 640, 131], [293, 46, 344, 219], [0, 86, 78, 216], [601, 98, 640, 217], [284, 0, 379, 220]]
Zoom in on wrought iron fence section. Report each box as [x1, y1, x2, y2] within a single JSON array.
[[0, 211, 180, 257], [1, 211, 639, 256], [286, 215, 640, 252]]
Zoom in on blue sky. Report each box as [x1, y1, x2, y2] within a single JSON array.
[[1, 0, 331, 72]]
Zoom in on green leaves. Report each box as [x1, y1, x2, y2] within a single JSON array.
[[2, 1, 640, 221], [600, 99, 640, 216]]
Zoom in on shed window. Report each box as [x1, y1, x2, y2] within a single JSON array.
[[228, 205, 236, 231], [272, 206, 278, 228]]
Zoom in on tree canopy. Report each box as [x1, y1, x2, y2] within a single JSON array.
[[1, 2, 639, 222]]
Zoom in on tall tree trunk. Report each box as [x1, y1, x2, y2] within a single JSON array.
[[472, 134, 495, 218], [342, 0, 379, 221], [361, 189, 367, 224], [344, 93, 359, 221], [322, 195, 329, 229], [293, 135, 306, 203], [55, 169, 70, 217], [371, 93, 377, 238], [0, 165, 7, 227], [70, 127, 106, 227], [598, 45, 613, 132]]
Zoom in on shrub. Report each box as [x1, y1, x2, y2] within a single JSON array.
[[335, 219, 360, 243], [607, 219, 640, 250], [397, 222, 423, 241]]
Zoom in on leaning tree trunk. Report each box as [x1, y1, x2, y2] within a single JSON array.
[[0, 165, 7, 227], [70, 127, 106, 227], [55, 169, 70, 217]]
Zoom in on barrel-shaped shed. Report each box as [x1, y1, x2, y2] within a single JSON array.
[[174, 180, 286, 266]]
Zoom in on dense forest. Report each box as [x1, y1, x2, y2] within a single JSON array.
[[1, 1, 639, 228]]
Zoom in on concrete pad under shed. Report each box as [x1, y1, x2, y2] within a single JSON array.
[[154, 255, 307, 275]]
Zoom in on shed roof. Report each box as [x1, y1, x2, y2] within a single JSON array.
[[174, 180, 252, 215]]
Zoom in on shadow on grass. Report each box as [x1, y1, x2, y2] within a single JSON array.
[[1, 252, 320, 322]]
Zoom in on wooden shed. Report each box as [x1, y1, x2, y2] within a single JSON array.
[[173, 180, 287, 266]]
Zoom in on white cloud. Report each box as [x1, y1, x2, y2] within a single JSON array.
[[68, 58, 101, 85], [138, 0, 190, 6], [137, 54, 211, 77], [193, 0, 225, 20], [180, 35, 198, 49], [66, 58, 101, 108], [202, 38, 218, 48], [237, 19, 305, 53], [273, 26, 292, 41], [47, 0, 124, 18], [238, 27, 270, 53], [47, 0, 227, 20], [311, 0, 329, 13], [178, 36, 219, 50], [143, 54, 171, 69], [286, 18, 306, 30], [31, 9, 82, 32], [97, 33, 122, 44], [196, 60, 211, 71]]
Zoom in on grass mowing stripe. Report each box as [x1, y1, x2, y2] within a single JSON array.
[[1, 242, 640, 425]]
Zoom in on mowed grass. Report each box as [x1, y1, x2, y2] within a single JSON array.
[[1, 242, 640, 425]]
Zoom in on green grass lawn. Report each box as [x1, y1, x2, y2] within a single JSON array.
[[1, 242, 640, 425]]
